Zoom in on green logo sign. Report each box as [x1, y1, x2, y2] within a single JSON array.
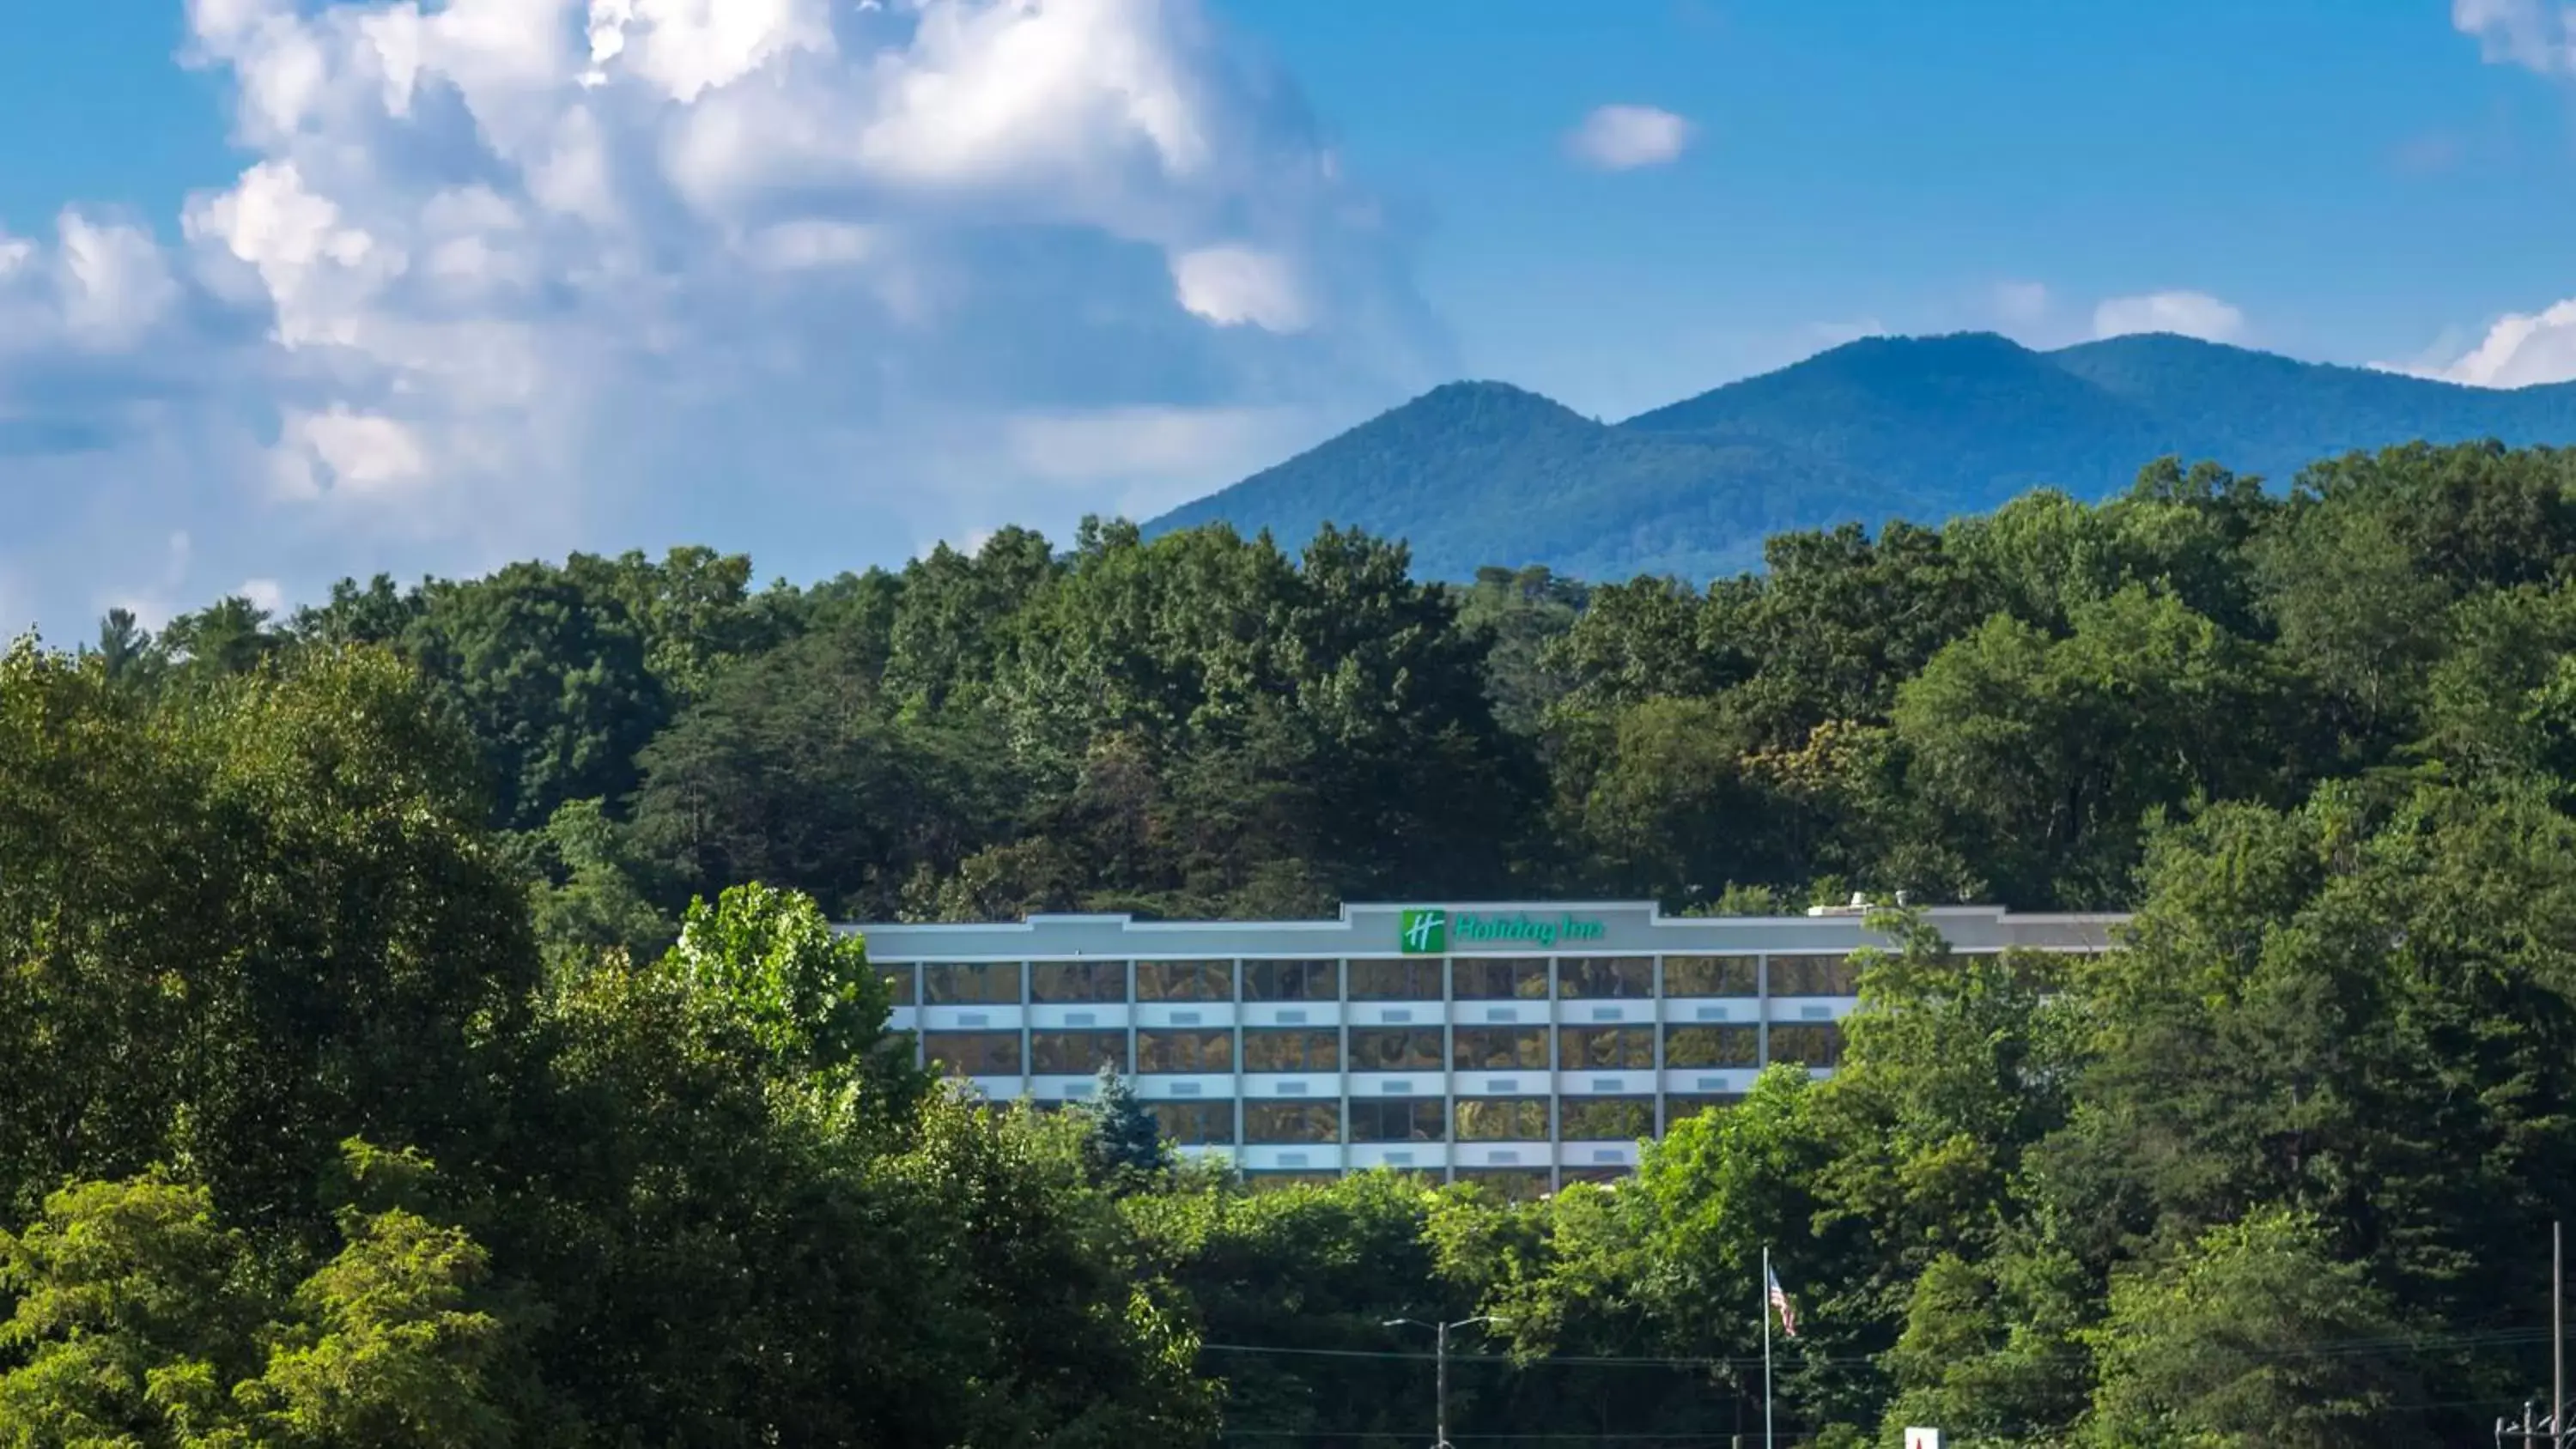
[[1398, 908, 1605, 952], [1399, 909, 1449, 955]]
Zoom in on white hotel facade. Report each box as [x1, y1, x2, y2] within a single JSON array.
[[848, 900, 2124, 1196]]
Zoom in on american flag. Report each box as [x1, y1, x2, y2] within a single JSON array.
[[1766, 1263, 1799, 1338]]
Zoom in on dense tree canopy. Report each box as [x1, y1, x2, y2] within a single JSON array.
[[15, 438, 2576, 1444]]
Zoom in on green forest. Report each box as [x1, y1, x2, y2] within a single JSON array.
[[9, 439, 2576, 1445]]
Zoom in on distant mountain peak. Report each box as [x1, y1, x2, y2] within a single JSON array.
[[1399, 379, 1597, 423], [1146, 332, 2576, 586]]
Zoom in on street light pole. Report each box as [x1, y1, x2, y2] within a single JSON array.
[[1385, 1314, 1508, 1449], [1437, 1320, 1450, 1449]]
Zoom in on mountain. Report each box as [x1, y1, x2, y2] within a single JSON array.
[[1145, 332, 2576, 584], [1148, 380, 1914, 582]]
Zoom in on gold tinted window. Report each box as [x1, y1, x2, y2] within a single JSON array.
[[924, 1031, 1020, 1075], [1560, 1098, 1654, 1141], [1662, 955, 1758, 997], [1029, 1031, 1128, 1075], [1557, 1027, 1655, 1070], [1663, 1024, 1759, 1068], [1136, 1030, 1232, 1073], [1136, 960, 1232, 1001], [1453, 1098, 1550, 1141], [924, 963, 1023, 1003]]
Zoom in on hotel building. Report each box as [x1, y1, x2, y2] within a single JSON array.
[[848, 900, 2124, 1196]]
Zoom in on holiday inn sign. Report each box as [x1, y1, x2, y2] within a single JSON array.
[[1398, 908, 1607, 954]]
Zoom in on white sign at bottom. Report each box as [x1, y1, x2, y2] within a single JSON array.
[[1904, 1431, 1941, 1449]]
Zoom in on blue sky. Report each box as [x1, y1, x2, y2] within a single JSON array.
[[0, 0, 2572, 634]]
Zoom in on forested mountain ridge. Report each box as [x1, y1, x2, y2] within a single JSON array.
[[15, 439, 2576, 1444], [1151, 331, 2576, 581]]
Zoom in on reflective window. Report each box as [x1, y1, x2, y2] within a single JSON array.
[[878, 966, 917, 1006], [1455, 1168, 1552, 1202], [1148, 1101, 1233, 1145], [1663, 1024, 1759, 1068], [924, 963, 1022, 1004], [1350, 1098, 1446, 1143], [1241, 1029, 1339, 1072], [1559, 956, 1653, 999], [1768, 1022, 1844, 1068], [1665, 1094, 1743, 1124], [1030, 960, 1127, 1003], [1453, 1098, 1550, 1141], [1347, 959, 1443, 1000], [1348, 1028, 1444, 1072], [1560, 1097, 1655, 1141], [1662, 955, 1758, 997], [1451, 956, 1548, 1000], [1451, 1028, 1548, 1070], [1243, 959, 1337, 1002], [1558, 1026, 1655, 1070], [1136, 960, 1232, 1001], [924, 1031, 1020, 1075], [1029, 1031, 1128, 1075], [1244, 1101, 1340, 1143], [1136, 1029, 1231, 1073], [1769, 955, 1859, 997]]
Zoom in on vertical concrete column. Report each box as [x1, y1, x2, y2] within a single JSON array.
[[910, 964, 927, 1071], [1756, 954, 1771, 1071], [1651, 953, 1667, 1138], [1336, 958, 1352, 1178], [1017, 961, 1033, 1103], [1230, 959, 1246, 1161], [1535, 952, 1556, 1189], [1125, 956, 1141, 1127]]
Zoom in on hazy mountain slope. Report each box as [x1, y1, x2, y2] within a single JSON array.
[[2044, 332, 2576, 482], [1147, 381, 1918, 582], [1144, 333, 2576, 584], [1619, 332, 2167, 508]]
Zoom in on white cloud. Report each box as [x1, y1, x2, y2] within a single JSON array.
[[2377, 298, 2576, 387], [0, 212, 183, 357], [1991, 280, 2050, 327], [239, 578, 288, 614], [273, 408, 434, 500], [0, 0, 1446, 631], [741, 220, 879, 270], [2091, 290, 2247, 343], [1170, 246, 1307, 330], [1565, 105, 1694, 171], [2453, 0, 2576, 75], [1004, 403, 1318, 518]]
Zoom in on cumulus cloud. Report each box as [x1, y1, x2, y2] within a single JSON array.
[[2091, 290, 2247, 344], [1170, 246, 1308, 331], [1565, 104, 1694, 170], [2453, 0, 2576, 75], [2376, 300, 2576, 387], [2369, 8, 2576, 390], [0, 0, 1448, 637]]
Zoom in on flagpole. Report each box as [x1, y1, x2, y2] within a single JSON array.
[[1763, 1245, 1775, 1449]]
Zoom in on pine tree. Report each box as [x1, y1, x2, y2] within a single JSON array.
[[1077, 1063, 1170, 1183]]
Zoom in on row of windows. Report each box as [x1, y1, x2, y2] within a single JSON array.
[[1242, 1165, 1648, 1196], [926, 1024, 1843, 1076], [885, 953, 1868, 1005], [1143, 1094, 1744, 1146]]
